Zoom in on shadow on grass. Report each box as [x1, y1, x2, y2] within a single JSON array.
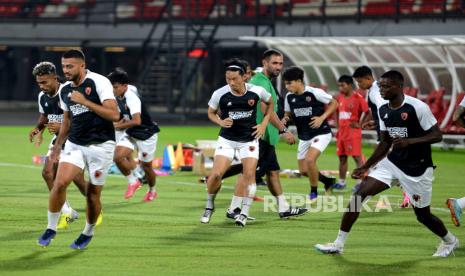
[[324, 253, 430, 274], [0, 249, 83, 271]]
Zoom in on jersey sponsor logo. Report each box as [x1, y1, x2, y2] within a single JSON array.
[[248, 99, 255, 106], [228, 110, 253, 120], [85, 87, 92, 95], [305, 96, 311, 102], [387, 127, 408, 138], [69, 104, 90, 116], [339, 111, 352, 120], [293, 107, 312, 117], [47, 114, 63, 123], [401, 112, 408, 120]]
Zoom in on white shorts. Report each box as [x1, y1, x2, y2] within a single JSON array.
[[115, 130, 125, 144], [368, 157, 433, 208], [116, 132, 158, 162], [215, 136, 259, 160], [297, 133, 332, 160], [60, 140, 115, 185]]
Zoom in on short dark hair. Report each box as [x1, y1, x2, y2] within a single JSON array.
[[62, 49, 85, 61], [338, 75, 354, 85], [262, 49, 282, 61], [107, 67, 130, 84], [282, 66, 304, 82], [224, 58, 246, 75], [352, 66, 372, 78], [32, 61, 56, 76], [380, 70, 404, 87]]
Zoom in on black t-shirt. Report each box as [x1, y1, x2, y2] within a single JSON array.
[[284, 86, 333, 141], [116, 85, 160, 140], [379, 95, 437, 176], [208, 83, 271, 142], [59, 70, 115, 145]]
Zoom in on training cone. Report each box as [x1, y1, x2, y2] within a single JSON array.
[[175, 142, 185, 168], [161, 146, 172, 171], [167, 144, 176, 170]]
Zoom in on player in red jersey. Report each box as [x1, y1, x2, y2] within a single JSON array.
[[333, 75, 369, 191]]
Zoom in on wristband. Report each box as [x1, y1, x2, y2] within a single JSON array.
[[279, 127, 288, 134]]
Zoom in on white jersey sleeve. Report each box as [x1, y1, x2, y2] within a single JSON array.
[[59, 89, 69, 111], [125, 89, 142, 115], [208, 88, 223, 110], [308, 86, 332, 104], [368, 82, 388, 108], [89, 71, 115, 103], [415, 99, 437, 131], [284, 93, 291, 112], [38, 92, 44, 114], [255, 85, 271, 103]]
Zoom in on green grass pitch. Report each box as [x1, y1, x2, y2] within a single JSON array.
[[0, 126, 464, 275]]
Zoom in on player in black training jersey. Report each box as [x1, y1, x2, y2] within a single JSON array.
[[315, 70, 458, 257], [29, 61, 87, 230], [282, 66, 338, 203], [37, 50, 120, 249], [109, 68, 160, 202], [200, 59, 273, 227]]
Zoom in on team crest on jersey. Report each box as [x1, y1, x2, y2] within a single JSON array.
[[248, 99, 255, 106], [401, 112, 408, 120], [249, 146, 256, 152], [94, 170, 102, 178], [412, 194, 420, 202], [85, 87, 92, 95], [305, 96, 311, 102], [142, 152, 148, 158]]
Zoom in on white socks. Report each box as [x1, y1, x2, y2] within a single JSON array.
[[47, 211, 61, 231], [126, 172, 137, 185], [206, 194, 216, 209], [456, 197, 465, 209], [277, 195, 290, 213], [241, 197, 253, 217], [83, 222, 96, 236], [442, 231, 456, 243], [229, 195, 243, 211], [61, 200, 73, 214], [335, 230, 348, 245]]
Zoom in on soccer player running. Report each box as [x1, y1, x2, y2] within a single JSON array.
[[108, 68, 160, 202], [445, 96, 465, 226], [315, 70, 459, 257], [281, 66, 338, 203], [351, 66, 410, 206], [29, 61, 87, 229], [333, 75, 369, 190], [200, 59, 273, 227], [37, 49, 120, 249], [226, 52, 309, 219]]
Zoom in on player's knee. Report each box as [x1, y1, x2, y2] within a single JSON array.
[[51, 179, 68, 194], [304, 157, 317, 167], [242, 170, 255, 182], [209, 172, 223, 182], [42, 168, 54, 183]]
